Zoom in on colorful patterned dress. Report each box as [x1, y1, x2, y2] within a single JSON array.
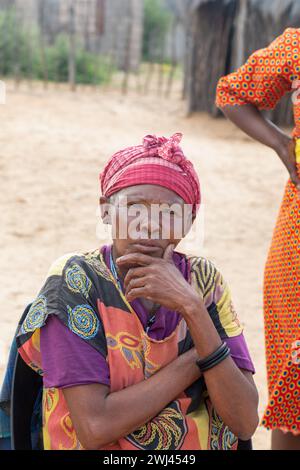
[[216, 28, 300, 435], [16, 246, 254, 450]]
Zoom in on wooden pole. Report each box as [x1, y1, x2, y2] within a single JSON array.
[[122, 1, 134, 95], [157, 38, 165, 97], [40, 0, 49, 90], [165, 17, 178, 98], [143, 31, 156, 95], [68, 1, 76, 92], [13, 6, 21, 90]]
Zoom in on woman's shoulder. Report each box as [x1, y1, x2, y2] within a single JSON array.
[[187, 254, 218, 275], [271, 27, 300, 46], [256, 28, 300, 54], [282, 27, 300, 36], [46, 248, 110, 281], [46, 251, 84, 277], [186, 254, 224, 294]]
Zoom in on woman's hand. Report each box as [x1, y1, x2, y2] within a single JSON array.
[[116, 244, 200, 314], [275, 134, 300, 191]]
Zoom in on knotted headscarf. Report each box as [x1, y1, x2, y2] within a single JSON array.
[[100, 133, 201, 214]]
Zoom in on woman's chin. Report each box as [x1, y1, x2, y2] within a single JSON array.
[[126, 243, 164, 257]]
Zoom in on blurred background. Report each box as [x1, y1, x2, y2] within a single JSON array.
[[1, 0, 299, 450], [0, 0, 299, 120]]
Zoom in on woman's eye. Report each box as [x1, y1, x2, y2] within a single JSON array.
[[127, 203, 146, 211], [161, 209, 180, 218]]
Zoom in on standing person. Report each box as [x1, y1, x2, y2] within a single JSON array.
[[216, 28, 300, 450]]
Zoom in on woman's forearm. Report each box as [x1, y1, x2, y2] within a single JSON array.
[[183, 296, 259, 440], [221, 103, 300, 189], [222, 103, 291, 152], [91, 348, 201, 448]]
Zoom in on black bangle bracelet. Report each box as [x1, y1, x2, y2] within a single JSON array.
[[199, 348, 230, 372], [197, 342, 227, 368], [196, 342, 231, 373]]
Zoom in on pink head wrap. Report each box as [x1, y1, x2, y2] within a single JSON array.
[[100, 133, 201, 214]]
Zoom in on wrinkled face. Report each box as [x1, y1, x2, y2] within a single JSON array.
[[100, 184, 194, 258]]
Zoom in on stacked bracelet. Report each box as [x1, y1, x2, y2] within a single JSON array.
[[196, 342, 230, 373]]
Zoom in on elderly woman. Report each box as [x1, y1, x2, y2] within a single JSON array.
[[216, 28, 300, 450], [16, 133, 258, 450]]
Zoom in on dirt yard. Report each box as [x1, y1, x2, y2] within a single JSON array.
[[0, 81, 290, 450]]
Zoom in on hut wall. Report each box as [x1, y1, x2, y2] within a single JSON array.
[[186, 0, 238, 115], [187, 0, 300, 126]]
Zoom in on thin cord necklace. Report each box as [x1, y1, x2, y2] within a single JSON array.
[[109, 249, 123, 292], [110, 248, 160, 333]]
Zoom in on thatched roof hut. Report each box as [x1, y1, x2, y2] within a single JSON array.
[[185, 0, 300, 125]]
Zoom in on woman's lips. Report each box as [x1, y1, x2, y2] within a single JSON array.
[[132, 240, 162, 247], [129, 242, 164, 252]]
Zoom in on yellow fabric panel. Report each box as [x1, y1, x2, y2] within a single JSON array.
[[42, 388, 59, 450], [188, 400, 210, 450], [46, 252, 82, 277], [189, 256, 243, 338], [216, 283, 243, 338], [296, 138, 300, 163], [31, 328, 40, 353]]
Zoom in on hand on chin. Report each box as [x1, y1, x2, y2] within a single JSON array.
[[125, 242, 164, 258]]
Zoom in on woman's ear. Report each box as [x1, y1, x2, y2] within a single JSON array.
[[99, 196, 112, 224]]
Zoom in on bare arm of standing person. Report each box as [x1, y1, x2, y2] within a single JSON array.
[[221, 104, 300, 189], [216, 28, 300, 189]]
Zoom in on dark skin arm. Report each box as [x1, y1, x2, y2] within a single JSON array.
[[63, 347, 200, 450], [63, 246, 258, 448], [221, 103, 300, 191], [118, 246, 259, 440]]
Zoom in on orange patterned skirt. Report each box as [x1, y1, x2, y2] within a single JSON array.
[[262, 142, 300, 434]]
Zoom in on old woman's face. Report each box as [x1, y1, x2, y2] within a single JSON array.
[[100, 184, 194, 259]]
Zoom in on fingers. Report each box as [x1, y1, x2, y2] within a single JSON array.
[[288, 163, 300, 194], [124, 267, 147, 288], [291, 178, 300, 192], [163, 244, 175, 262], [125, 243, 162, 256], [125, 277, 147, 297], [280, 148, 300, 191], [281, 138, 300, 192], [116, 252, 154, 268], [289, 169, 300, 192], [128, 243, 162, 256], [124, 267, 147, 290], [126, 287, 150, 302]]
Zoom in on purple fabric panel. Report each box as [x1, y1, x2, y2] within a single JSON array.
[[225, 334, 256, 374], [40, 315, 110, 389]]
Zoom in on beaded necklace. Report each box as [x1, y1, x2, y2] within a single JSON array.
[[109, 248, 159, 333], [109, 250, 123, 292]]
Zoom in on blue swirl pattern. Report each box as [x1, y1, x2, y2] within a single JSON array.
[[67, 304, 99, 339], [65, 264, 92, 299], [21, 295, 48, 333]]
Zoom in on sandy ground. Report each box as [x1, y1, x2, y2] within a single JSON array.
[[0, 81, 291, 450]]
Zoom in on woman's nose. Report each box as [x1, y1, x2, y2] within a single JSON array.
[[139, 210, 160, 239]]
